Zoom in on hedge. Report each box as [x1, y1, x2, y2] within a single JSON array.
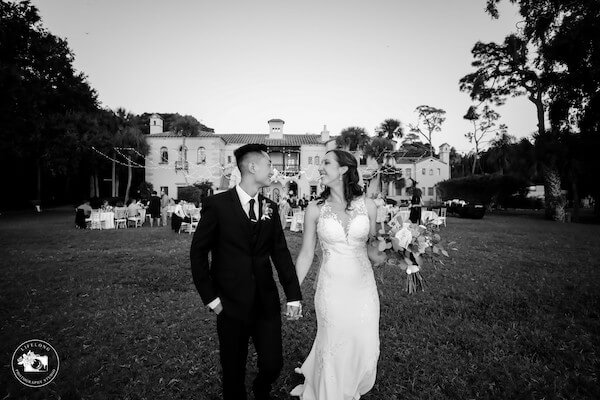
[[437, 174, 529, 206]]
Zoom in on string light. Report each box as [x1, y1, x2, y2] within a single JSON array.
[[91, 145, 441, 189]]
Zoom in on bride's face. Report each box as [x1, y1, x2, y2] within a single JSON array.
[[318, 152, 347, 188]]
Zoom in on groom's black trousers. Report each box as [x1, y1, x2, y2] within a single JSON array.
[[216, 307, 283, 400]]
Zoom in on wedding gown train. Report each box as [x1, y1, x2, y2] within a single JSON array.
[[291, 196, 380, 400]]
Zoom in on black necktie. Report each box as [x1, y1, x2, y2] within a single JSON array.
[[248, 199, 257, 222]]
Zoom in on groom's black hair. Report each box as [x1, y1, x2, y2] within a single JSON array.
[[234, 143, 268, 173]]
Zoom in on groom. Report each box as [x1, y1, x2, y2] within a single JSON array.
[[190, 143, 303, 400]]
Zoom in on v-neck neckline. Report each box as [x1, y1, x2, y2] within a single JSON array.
[[324, 198, 357, 242]]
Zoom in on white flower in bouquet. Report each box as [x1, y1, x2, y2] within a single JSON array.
[[394, 228, 412, 250]]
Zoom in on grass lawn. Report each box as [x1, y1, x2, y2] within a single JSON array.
[[1, 208, 599, 399]]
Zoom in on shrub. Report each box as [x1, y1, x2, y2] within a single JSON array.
[[178, 186, 202, 205], [192, 180, 214, 199], [437, 174, 529, 207]]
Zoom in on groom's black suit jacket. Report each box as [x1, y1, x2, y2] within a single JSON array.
[[190, 188, 302, 321]]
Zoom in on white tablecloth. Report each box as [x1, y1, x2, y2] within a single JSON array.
[[393, 210, 439, 225], [99, 212, 115, 229]]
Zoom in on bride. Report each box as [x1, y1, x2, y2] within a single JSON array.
[[291, 149, 381, 400]]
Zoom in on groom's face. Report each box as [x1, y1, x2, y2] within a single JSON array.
[[252, 151, 273, 187]]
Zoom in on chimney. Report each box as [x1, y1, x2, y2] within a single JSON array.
[[268, 119, 284, 139], [321, 124, 330, 142]]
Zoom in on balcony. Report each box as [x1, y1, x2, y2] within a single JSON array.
[[175, 160, 189, 171], [272, 164, 300, 176]]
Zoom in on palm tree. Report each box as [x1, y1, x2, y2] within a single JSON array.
[[377, 119, 404, 140], [335, 127, 370, 151]]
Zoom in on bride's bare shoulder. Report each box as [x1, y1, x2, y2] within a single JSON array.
[[305, 200, 321, 218]]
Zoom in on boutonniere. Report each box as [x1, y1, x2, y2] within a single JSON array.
[[261, 200, 273, 220]]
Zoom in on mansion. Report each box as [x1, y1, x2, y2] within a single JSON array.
[[144, 115, 451, 203]]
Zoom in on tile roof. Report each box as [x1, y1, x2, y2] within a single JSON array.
[[218, 134, 325, 146], [147, 130, 219, 138]]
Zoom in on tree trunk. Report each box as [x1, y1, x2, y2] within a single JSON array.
[[116, 171, 120, 199], [94, 171, 100, 198], [36, 160, 42, 203], [571, 177, 580, 222], [112, 153, 116, 197], [125, 159, 132, 204], [90, 175, 95, 198], [542, 165, 565, 221], [532, 90, 565, 222]]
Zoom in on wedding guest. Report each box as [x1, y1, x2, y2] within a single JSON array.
[[171, 200, 191, 232], [100, 200, 113, 212], [75, 200, 92, 229], [374, 193, 387, 230], [279, 196, 291, 229], [127, 198, 141, 219], [408, 181, 423, 224], [160, 190, 170, 227], [299, 195, 309, 210], [148, 191, 161, 227]]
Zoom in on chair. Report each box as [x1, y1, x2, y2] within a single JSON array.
[[114, 207, 128, 229], [89, 210, 102, 230], [127, 208, 143, 228], [438, 207, 447, 227], [75, 209, 88, 229], [188, 208, 201, 234]]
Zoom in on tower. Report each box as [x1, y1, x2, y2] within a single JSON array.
[[149, 114, 163, 135], [320, 124, 330, 142], [439, 143, 451, 164]]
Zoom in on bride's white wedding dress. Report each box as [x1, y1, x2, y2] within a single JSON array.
[[291, 196, 380, 400]]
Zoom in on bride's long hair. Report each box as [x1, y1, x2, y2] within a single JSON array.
[[317, 149, 363, 211]]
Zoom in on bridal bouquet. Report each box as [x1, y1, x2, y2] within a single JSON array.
[[367, 212, 454, 294]]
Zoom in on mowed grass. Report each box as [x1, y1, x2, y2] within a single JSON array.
[[1, 208, 599, 400]]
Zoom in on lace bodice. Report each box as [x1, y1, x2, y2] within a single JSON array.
[[317, 196, 370, 253]]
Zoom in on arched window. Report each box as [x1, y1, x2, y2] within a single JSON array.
[[359, 155, 367, 165], [179, 145, 187, 162], [160, 147, 168, 164], [429, 169, 433, 175], [197, 146, 206, 164], [314, 156, 320, 166], [308, 156, 313, 165]]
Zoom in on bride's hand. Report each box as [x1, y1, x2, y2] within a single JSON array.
[[367, 241, 387, 266]]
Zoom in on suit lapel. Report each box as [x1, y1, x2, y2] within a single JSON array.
[[229, 188, 252, 239], [256, 195, 269, 245]]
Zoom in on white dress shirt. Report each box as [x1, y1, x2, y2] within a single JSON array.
[[208, 185, 300, 311]]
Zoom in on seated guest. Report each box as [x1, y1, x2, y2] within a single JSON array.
[[101, 200, 113, 212], [75, 200, 92, 229], [127, 198, 140, 216], [171, 200, 191, 232], [77, 200, 92, 217]]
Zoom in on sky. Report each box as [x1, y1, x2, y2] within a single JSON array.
[[32, 0, 536, 153]]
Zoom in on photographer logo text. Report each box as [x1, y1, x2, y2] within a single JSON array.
[[12, 339, 59, 387]]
